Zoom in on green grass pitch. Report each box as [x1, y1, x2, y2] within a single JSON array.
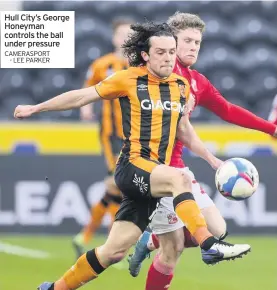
[[0, 235, 276, 290]]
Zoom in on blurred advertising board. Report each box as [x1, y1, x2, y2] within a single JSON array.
[[0, 122, 276, 156], [0, 155, 276, 235]]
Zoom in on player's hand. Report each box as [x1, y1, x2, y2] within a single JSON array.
[[210, 157, 224, 170], [14, 105, 36, 119], [80, 104, 95, 121]]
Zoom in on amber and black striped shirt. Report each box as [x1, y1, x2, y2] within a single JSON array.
[[95, 66, 190, 166]]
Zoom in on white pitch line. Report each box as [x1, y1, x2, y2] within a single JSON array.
[[0, 241, 50, 259]]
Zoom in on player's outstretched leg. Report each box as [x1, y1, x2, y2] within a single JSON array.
[[38, 221, 142, 290]]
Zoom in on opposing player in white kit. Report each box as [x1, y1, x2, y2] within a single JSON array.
[[150, 168, 218, 236], [128, 13, 277, 290]]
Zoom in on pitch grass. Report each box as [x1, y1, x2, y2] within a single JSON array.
[[0, 235, 276, 290]]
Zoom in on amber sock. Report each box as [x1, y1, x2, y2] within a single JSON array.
[[58, 248, 106, 290], [173, 193, 213, 247]]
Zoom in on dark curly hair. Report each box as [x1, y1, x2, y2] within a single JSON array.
[[122, 20, 177, 67]]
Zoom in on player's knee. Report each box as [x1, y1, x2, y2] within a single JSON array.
[[159, 250, 181, 268]]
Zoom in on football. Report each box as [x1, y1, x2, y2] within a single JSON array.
[[215, 158, 259, 201]]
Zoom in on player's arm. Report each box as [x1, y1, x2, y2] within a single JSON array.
[[14, 71, 128, 119], [177, 114, 222, 169], [199, 77, 277, 137], [14, 86, 101, 118]]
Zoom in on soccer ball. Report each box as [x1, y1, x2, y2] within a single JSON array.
[[215, 158, 259, 201]]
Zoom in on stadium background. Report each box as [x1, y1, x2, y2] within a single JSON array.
[[0, 1, 276, 290]]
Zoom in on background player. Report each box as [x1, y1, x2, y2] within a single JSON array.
[[128, 13, 277, 290], [14, 21, 250, 290], [73, 18, 133, 258]]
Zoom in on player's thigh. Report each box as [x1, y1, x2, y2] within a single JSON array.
[[201, 205, 226, 238], [150, 164, 192, 198]]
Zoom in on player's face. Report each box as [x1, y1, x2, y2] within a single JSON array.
[[176, 28, 202, 66], [113, 24, 132, 50], [146, 36, 177, 78]]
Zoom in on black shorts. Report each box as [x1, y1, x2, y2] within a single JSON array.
[[115, 196, 159, 232], [114, 154, 160, 232]]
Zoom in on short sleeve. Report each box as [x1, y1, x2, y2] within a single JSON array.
[[95, 70, 128, 100]]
